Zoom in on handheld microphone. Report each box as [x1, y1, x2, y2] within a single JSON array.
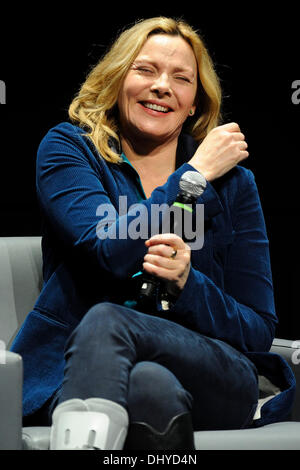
[[136, 170, 207, 312]]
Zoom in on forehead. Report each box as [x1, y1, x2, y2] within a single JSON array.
[[135, 34, 197, 70]]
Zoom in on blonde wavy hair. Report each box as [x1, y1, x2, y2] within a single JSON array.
[[68, 17, 222, 163]]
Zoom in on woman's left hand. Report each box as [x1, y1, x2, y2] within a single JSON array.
[[143, 233, 191, 297]]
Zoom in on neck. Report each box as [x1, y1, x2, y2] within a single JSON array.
[[120, 134, 178, 174]]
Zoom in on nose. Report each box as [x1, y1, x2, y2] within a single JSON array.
[[150, 72, 172, 97]]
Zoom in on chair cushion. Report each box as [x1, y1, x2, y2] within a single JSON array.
[[0, 237, 42, 349], [22, 421, 300, 450], [194, 421, 300, 449], [22, 427, 51, 450]]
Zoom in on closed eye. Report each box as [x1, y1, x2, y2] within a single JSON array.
[[141, 68, 153, 73], [175, 76, 191, 83], [135, 66, 154, 74]]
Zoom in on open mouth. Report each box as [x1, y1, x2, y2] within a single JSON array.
[[140, 102, 173, 113]]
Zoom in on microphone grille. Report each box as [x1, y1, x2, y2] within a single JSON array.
[[179, 171, 207, 197]]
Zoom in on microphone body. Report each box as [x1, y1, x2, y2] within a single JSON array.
[[136, 171, 206, 312]]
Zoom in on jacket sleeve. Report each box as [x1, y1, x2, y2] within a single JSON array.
[[169, 168, 278, 353], [36, 123, 223, 280]]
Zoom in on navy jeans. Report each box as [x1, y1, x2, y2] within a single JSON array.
[[43, 302, 259, 432]]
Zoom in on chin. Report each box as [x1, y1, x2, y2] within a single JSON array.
[[137, 125, 181, 143]]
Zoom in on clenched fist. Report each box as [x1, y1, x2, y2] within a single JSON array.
[[143, 233, 191, 296], [189, 122, 249, 181]]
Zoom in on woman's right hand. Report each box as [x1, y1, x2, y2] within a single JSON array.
[[188, 122, 249, 181]]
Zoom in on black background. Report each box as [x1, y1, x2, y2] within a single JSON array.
[[0, 4, 299, 339]]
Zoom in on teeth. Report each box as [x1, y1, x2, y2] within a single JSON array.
[[143, 102, 169, 113]]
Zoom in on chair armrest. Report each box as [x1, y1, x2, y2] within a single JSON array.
[[0, 351, 23, 449], [271, 338, 300, 421]]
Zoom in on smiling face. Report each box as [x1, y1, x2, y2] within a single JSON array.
[[117, 34, 198, 147]]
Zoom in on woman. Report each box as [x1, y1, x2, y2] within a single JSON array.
[[11, 17, 295, 450]]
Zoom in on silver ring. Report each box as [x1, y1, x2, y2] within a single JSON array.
[[170, 249, 177, 259]]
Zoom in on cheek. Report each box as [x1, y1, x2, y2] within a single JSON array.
[[177, 87, 197, 110], [118, 87, 134, 122], [121, 75, 146, 102]]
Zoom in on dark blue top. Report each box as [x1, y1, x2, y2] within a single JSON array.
[[11, 122, 295, 425]]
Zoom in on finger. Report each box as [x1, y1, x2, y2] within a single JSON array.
[[147, 243, 177, 258], [145, 233, 186, 249], [239, 150, 249, 160], [218, 122, 240, 132], [238, 140, 248, 150], [146, 245, 189, 263], [142, 261, 179, 281], [232, 132, 246, 141], [144, 253, 178, 270]]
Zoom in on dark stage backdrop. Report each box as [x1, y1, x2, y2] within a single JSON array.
[[0, 5, 299, 339]]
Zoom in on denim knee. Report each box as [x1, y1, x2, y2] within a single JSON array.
[[127, 361, 193, 432], [79, 302, 122, 329], [69, 302, 127, 344]]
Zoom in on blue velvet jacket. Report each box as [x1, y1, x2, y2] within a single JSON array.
[[11, 122, 295, 426]]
